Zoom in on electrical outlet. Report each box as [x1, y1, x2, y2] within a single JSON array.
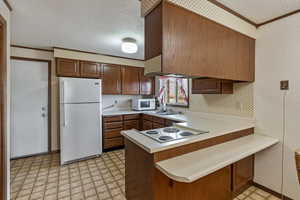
[[280, 80, 289, 90]]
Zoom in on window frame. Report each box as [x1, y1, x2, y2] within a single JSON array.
[[165, 77, 190, 108]]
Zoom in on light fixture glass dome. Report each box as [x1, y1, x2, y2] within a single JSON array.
[[121, 38, 138, 54]]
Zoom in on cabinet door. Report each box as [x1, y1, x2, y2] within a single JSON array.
[[142, 120, 153, 130], [145, 3, 162, 60], [192, 79, 233, 94], [139, 68, 154, 95], [232, 155, 254, 192], [153, 122, 164, 129], [56, 58, 80, 77], [124, 120, 140, 130], [80, 61, 101, 78], [122, 66, 140, 95], [102, 64, 122, 94]]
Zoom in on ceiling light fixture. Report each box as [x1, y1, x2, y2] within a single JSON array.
[[121, 38, 138, 54]]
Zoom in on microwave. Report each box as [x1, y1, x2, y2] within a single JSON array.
[[132, 99, 156, 111]]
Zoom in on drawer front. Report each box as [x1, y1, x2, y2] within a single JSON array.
[[123, 114, 140, 121], [153, 122, 165, 129], [152, 116, 165, 124], [123, 120, 140, 130], [104, 121, 123, 129], [143, 114, 153, 121], [103, 115, 123, 123], [104, 128, 122, 139], [104, 137, 124, 149], [142, 120, 153, 130]]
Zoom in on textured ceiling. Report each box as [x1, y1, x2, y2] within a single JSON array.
[[217, 0, 300, 24], [10, 0, 144, 59]]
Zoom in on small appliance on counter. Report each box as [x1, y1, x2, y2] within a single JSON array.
[[132, 98, 156, 111], [140, 126, 209, 143]]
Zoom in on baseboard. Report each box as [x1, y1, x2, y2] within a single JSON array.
[[253, 182, 293, 200]]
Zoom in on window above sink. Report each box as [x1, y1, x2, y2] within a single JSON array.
[[158, 77, 189, 107]]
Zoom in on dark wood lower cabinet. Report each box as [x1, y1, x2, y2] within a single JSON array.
[[104, 137, 124, 149], [232, 155, 254, 195], [142, 120, 153, 130], [125, 130, 255, 200], [154, 167, 232, 200], [103, 114, 142, 151], [124, 120, 140, 130], [153, 122, 164, 129]]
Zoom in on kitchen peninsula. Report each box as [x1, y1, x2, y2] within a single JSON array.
[[121, 113, 278, 200]]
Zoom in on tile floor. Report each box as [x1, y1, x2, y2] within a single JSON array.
[[11, 150, 281, 200]]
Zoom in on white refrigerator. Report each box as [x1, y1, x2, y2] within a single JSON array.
[[59, 77, 102, 165]]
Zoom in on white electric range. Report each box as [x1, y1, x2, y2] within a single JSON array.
[[139, 126, 209, 143]]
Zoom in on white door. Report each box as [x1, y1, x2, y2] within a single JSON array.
[[60, 103, 101, 165], [11, 59, 49, 158], [60, 78, 101, 103]]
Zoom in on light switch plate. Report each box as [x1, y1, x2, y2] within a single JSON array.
[[280, 80, 289, 90]]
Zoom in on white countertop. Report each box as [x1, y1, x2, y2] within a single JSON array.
[[102, 109, 188, 122], [156, 134, 279, 183], [121, 111, 255, 153]]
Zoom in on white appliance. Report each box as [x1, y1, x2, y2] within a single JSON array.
[[59, 77, 102, 165], [140, 126, 209, 143], [132, 98, 156, 111]]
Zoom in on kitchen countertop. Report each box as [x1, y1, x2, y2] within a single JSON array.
[[155, 134, 279, 183], [102, 109, 188, 122], [121, 111, 255, 153]]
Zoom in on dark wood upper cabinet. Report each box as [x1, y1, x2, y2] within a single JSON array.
[[122, 66, 140, 95], [192, 79, 233, 94], [80, 61, 102, 78], [102, 64, 122, 95], [145, 2, 255, 82], [139, 68, 154, 95], [145, 3, 162, 60], [56, 58, 80, 77]]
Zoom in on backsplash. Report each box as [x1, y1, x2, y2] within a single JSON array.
[[102, 95, 141, 111], [172, 82, 254, 118]]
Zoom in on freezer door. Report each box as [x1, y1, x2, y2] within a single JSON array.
[[60, 77, 101, 103], [60, 103, 102, 165]]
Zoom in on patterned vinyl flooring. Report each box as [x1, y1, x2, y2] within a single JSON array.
[[10, 150, 281, 200]]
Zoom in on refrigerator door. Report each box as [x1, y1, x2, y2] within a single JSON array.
[[60, 77, 101, 103], [60, 103, 102, 165]]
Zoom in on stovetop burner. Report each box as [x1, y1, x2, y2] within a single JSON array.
[[159, 136, 174, 141], [180, 131, 193, 136], [145, 130, 159, 135], [163, 127, 180, 133], [140, 126, 209, 143]]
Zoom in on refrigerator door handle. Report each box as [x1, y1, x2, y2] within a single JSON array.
[[61, 80, 67, 127], [62, 104, 67, 127], [61, 80, 65, 103]]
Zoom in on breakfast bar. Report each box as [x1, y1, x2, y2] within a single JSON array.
[[121, 114, 278, 200]]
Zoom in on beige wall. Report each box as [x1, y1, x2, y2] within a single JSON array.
[[11, 47, 59, 151], [1, 0, 10, 198], [188, 82, 253, 118]]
